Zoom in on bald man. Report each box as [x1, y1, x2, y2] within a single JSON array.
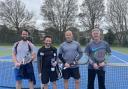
[[58, 31, 83, 89]]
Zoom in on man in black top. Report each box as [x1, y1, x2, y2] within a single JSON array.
[[37, 36, 58, 89]]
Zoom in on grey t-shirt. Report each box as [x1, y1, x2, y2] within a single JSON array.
[[59, 40, 83, 67], [12, 40, 36, 62], [85, 40, 111, 69]]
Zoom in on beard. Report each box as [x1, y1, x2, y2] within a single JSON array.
[[21, 37, 28, 41], [45, 43, 51, 48]]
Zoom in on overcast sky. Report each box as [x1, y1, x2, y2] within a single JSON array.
[[22, 0, 43, 30], [0, 0, 107, 30], [21, 0, 84, 30]]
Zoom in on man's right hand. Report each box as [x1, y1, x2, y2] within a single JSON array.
[[64, 63, 70, 68], [15, 62, 21, 67], [93, 63, 99, 69]]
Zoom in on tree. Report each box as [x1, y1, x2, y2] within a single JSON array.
[[41, 0, 78, 42], [67, 27, 80, 42], [104, 29, 115, 45], [0, 25, 17, 44], [107, 0, 128, 46], [44, 27, 60, 44], [0, 0, 34, 33], [79, 0, 104, 31]]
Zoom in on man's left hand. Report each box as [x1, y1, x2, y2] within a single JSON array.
[[99, 62, 105, 67]]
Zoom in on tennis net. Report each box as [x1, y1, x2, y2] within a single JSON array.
[[0, 61, 128, 89]]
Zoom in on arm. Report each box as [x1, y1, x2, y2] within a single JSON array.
[[53, 47, 57, 61], [29, 43, 36, 61], [31, 52, 36, 61], [58, 45, 66, 64], [85, 44, 96, 65], [58, 54, 66, 64], [12, 43, 20, 67], [104, 42, 112, 63], [12, 52, 17, 63], [37, 49, 42, 74], [106, 42, 111, 55], [76, 43, 83, 61]]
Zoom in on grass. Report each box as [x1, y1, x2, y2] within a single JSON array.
[[112, 47, 128, 54], [0, 48, 12, 56]]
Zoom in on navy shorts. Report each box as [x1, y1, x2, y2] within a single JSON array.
[[41, 68, 58, 84], [62, 67, 80, 80], [14, 62, 36, 84]]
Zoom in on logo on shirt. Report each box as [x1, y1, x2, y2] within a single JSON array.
[[40, 52, 44, 56]]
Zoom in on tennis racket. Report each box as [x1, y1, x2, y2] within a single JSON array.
[[63, 53, 89, 69], [15, 52, 32, 69], [20, 52, 32, 65], [78, 52, 89, 65], [93, 47, 110, 69]]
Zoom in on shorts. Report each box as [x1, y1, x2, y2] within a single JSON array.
[[14, 62, 36, 84], [41, 68, 58, 84], [62, 67, 80, 80]]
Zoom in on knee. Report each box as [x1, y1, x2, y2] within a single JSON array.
[[44, 84, 48, 87], [52, 81, 56, 85], [16, 80, 21, 84], [64, 79, 68, 82], [75, 80, 80, 84]]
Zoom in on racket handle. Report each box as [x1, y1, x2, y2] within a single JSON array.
[[23, 58, 25, 64], [63, 67, 67, 70]]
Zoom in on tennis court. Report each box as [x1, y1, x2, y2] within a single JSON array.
[[0, 46, 128, 89]]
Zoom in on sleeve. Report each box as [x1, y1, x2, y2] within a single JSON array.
[[104, 42, 111, 63], [106, 42, 111, 54], [12, 42, 18, 63], [76, 43, 83, 60], [29, 43, 37, 54], [37, 49, 42, 74], [58, 45, 66, 64], [53, 47, 57, 61], [85, 43, 96, 64], [12, 42, 17, 54]]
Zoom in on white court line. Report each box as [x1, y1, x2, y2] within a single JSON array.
[[111, 55, 128, 64], [0, 59, 12, 62]]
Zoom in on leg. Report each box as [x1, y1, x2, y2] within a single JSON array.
[[97, 70, 106, 89], [52, 81, 57, 89], [16, 80, 22, 89], [75, 79, 80, 89], [71, 67, 80, 89], [87, 69, 96, 89], [64, 79, 69, 89], [29, 80, 34, 89], [41, 70, 49, 89], [62, 68, 70, 89], [41, 84, 44, 89], [44, 84, 48, 89]]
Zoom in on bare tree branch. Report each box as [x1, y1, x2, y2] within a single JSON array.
[[0, 0, 34, 33]]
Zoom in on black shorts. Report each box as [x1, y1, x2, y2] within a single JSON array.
[[62, 67, 80, 80], [41, 68, 58, 84]]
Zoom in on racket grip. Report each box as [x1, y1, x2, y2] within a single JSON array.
[[23, 58, 25, 64], [63, 67, 67, 70]]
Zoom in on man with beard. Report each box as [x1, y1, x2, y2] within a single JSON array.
[[37, 35, 58, 89], [12, 29, 36, 89]]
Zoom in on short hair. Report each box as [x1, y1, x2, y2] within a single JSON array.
[[65, 30, 73, 36], [91, 28, 101, 33], [21, 29, 30, 34], [43, 35, 52, 41]]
